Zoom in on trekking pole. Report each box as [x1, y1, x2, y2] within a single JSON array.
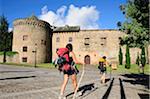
[[110, 63, 112, 80], [72, 64, 85, 99]]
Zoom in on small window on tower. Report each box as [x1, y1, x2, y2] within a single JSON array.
[[44, 41, 46, 45], [23, 46, 27, 52], [22, 57, 27, 62], [69, 37, 72, 42], [56, 37, 60, 42], [41, 40, 44, 45], [23, 35, 28, 41]]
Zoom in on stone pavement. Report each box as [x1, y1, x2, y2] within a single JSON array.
[[0, 64, 149, 99]]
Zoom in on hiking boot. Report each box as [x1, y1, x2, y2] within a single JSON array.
[[58, 95, 66, 99], [75, 91, 82, 97]]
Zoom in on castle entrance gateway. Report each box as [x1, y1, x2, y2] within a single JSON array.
[[84, 55, 90, 64]]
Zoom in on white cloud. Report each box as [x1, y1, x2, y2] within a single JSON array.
[[8, 28, 13, 32], [41, 5, 48, 14], [39, 4, 100, 29]]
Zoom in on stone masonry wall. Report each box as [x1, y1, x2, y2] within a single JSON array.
[[13, 16, 51, 64], [52, 30, 144, 65]]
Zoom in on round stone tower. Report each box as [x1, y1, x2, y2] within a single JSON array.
[[13, 15, 52, 64]]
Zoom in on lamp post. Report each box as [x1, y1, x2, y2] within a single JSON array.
[[3, 33, 7, 63], [32, 43, 37, 68]]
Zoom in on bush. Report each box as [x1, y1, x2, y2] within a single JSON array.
[[119, 47, 123, 65], [125, 45, 131, 69]]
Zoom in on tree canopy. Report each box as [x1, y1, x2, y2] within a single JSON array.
[[0, 15, 12, 51], [118, 0, 149, 48]]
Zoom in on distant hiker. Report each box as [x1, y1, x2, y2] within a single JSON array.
[[98, 56, 107, 84], [54, 43, 83, 99], [138, 60, 144, 74]]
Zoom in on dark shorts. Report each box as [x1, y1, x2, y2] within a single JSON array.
[[63, 68, 76, 75], [98, 67, 106, 74]]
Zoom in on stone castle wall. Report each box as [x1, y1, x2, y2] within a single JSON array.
[[13, 16, 52, 64], [52, 30, 146, 64]]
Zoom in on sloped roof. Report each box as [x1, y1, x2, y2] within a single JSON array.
[[53, 25, 80, 32]]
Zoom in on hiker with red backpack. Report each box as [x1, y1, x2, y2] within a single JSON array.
[[54, 43, 83, 99]]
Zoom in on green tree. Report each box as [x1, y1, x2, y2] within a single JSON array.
[[118, 0, 149, 63], [125, 45, 131, 69], [6, 31, 13, 51], [119, 47, 123, 65], [141, 47, 146, 66], [140, 47, 146, 74], [0, 15, 9, 63]]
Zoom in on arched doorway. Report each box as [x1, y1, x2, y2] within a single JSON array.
[[84, 55, 90, 64]]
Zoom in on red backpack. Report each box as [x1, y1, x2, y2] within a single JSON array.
[[57, 48, 69, 62], [56, 48, 70, 72]]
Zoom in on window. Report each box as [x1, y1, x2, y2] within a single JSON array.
[[44, 41, 46, 45], [69, 37, 72, 42], [23, 46, 27, 52], [41, 40, 46, 45], [56, 37, 60, 42], [84, 38, 90, 46], [41, 40, 44, 45], [100, 37, 107, 46], [118, 37, 122, 40], [23, 35, 28, 41], [22, 57, 27, 62]]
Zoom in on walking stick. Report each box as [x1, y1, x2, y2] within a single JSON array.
[[110, 63, 112, 80], [72, 64, 85, 99]]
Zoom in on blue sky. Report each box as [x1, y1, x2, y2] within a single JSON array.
[[0, 0, 126, 30]]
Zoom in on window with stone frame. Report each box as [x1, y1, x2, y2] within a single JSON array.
[[44, 41, 46, 45], [22, 57, 27, 62], [23, 46, 27, 52], [56, 37, 60, 42], [23, 35, 28, 41], [84, 37, 90, 46], [41, 40, 44, 45], [68, 37, 73, 42], [100, 37, 107, 46]]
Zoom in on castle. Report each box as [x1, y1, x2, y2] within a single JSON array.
[[12, 16, 146, 65]]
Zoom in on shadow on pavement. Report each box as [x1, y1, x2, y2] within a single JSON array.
[[102, 78, 114, 99], [138, 93, 150, 99], [105, 78, 110, 83], [119, 78, 126, 99], [0, 76, 36, 80], [121, 73, 149, 89], [0, 71, 33, 73], [66, 83, 96, 97], [78, 83, 95, 96]]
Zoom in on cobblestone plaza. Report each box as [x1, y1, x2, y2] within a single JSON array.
[[0, 64, 149, 99]]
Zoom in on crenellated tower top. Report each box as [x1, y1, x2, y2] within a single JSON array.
[[13, 15, 51, 29]]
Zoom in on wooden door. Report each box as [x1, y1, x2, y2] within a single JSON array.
[[84, 55, 90, 64]]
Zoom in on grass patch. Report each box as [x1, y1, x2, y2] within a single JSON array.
[[106, 64, 150, 74], [0, 62, 81, 69], [36, 63, 55, 69], [0, 62, 34, 67], [1, 62, 149, 74], [0, 62, 55, 69]]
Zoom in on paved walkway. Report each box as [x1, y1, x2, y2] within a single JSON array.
[[0, 64, 149, 99]]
